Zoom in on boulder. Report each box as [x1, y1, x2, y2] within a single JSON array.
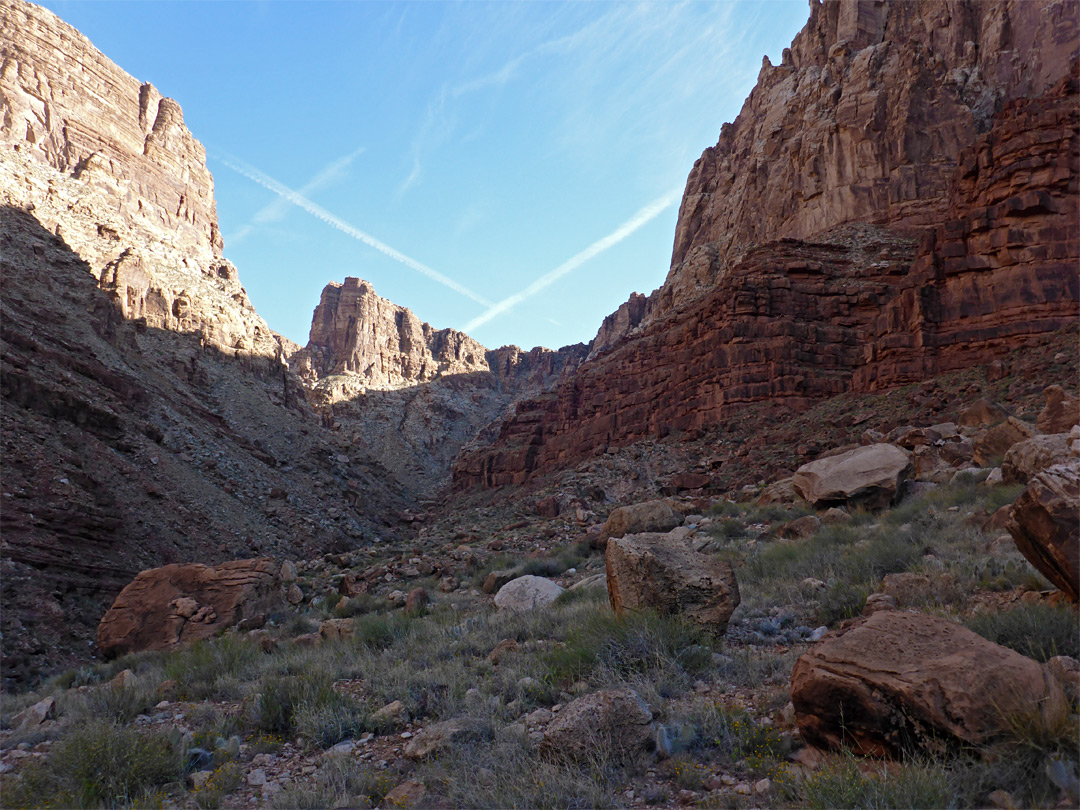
[[404, 587, 429, 616], [371, 699, 410, 728], [403, 718, 492, 760], [1002, 433, 1072, 484], [755, 477, 803, 506], [338, 573, 369, 597], [957, 398, 1010, 427], [1037, 386, 1080, 434], [318, 618, 355, 643], [973, 417, 1038, 466], [606, 532, 739, 633], [791, 611, 1068, 756], [792, 444, 912, 510], [600, 500, 680, 544], [540, 689, 654, 763], [1006, 460, 1080, 602], [96, 558, 285, 658], [381, 780, 426, 808], [493, 575, 564, 612], [482, 568, 518, 595], [778, 515, 822, 540], [11, 697, 55, 730]]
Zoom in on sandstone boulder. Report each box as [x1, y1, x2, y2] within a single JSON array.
[[606, 532, 739, 633], [958, 398, 1010, 427], [318, 618, 355, 643], [1006, 460, 1080, 602], [973, 417, 1038, 466], [493, 576, 564, 612], [792, 444, 912, 510], [755, 477, 803, 506], [540, 689, 654, 763], [96, 558, 285, 658], [1037, 386, 1080, 434], [778, 515, 821, 540], [1001, 434, 1071, 484], [600, 500, 681, 544], [791, 611, 1068, 756]]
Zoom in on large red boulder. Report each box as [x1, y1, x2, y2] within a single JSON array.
[[1007, 459, 1080, 602], [96, 558, 286, 658], [791, 611, 1068, 757]]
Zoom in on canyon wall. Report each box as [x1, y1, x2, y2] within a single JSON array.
[[454, 0, 1079, 489]]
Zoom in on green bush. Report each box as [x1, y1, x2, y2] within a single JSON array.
[[0, 722, 183, 809], [965, 603, 1080, 662]]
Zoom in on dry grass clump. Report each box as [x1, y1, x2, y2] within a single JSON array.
[[0, 722, 184, 809]]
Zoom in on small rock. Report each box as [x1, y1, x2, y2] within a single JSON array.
[[754, 778, 772, 794], [247, 768, 267, 787], [734, 783, 752, 795], [12, 697, 55, 729], [286, 584, 303, 605], [488, 638, 520, 664], [810, 626, 828, 641], [387, 590, 407, 608], [371, 700, 411, 728], [191, 770, 214, 790], [279, 560, 298, 582], [404, 588, 429, 616], [381, 779, 427, 808]]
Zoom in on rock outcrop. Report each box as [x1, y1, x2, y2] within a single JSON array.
[[453, 0, 1079, 490], [792, 443, 912, 509], [606, 532, 739, 633], [1038, 386, 1080, 434], [790, 611, 1069, 756], [1006, 459, 1080, 602], [96, 559, 285, 658], [1001, 433, 1072, 484], [600, 501, 681, 545], [540, 689, 655, 763]]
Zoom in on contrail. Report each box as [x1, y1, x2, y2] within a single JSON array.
[[214, 152, 494, 308], [464, 187, 682, 332]]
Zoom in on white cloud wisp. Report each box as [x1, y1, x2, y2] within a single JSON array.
[[215, 152, 494, 308], [464, 187, 682, 332]]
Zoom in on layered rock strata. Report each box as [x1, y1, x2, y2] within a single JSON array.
[[454, 0, 1079, 489]]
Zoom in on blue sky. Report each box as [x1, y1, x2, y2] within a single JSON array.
[[40, 1, 809, 351]]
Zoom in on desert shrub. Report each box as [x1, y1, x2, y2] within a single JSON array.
[[282, 613, 319, 637], [417, 735, 618, 809], [980, 483, 1025, 512], [162, 636, 260, 700], [270, 756, 395, 810], [333, 592, 382, 618], [793, 755, 952, 810], [256, 672, 355, 738], [713, 518, 747, 539], [294, 700, 367, 749], [191, 762, 243, 809], [349, 611, 416, 650], [711, 647, 801, 689], [67, 681, 158, 725], [965, 603, 1080, 662], [815, 579, 872, 625], [688, 704, 787, 770], [0, 722, 183, 809], [544, 609, 713, 697]]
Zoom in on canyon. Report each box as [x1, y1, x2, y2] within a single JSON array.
[[1, 0, 1078, 691]]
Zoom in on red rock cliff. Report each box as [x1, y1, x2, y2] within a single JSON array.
[[453, 0, 1079, 489]]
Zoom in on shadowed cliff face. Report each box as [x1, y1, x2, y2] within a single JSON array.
[[290, 276, 589, 496], [453, 0, 1080, 490]]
